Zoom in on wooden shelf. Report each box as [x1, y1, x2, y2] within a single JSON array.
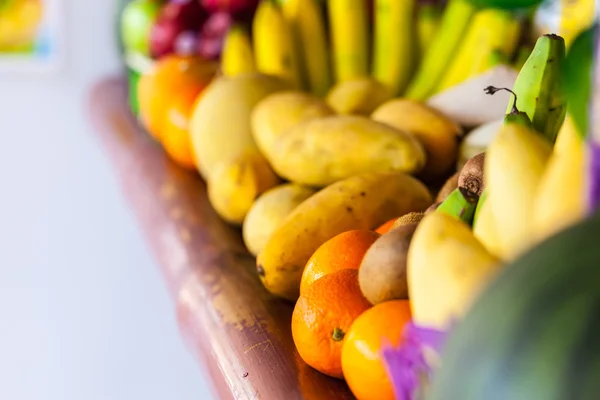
[[88, 76, 355, 400]]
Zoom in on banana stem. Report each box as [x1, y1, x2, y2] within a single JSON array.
[[484, 86, 519, 114], [484, 85, 533, 126], [587, 25, 600, 213]]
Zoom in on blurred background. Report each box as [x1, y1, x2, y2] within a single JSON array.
[[0, 1, 213, 399]]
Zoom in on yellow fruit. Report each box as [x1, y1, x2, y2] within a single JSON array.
[[532, 115, 585, 243], [207, 152, 280, 225], [242, 184, 317, 256], [253, 0, 303, 88], [328, 0, 370, 82], [257, 171, 432, 301], [282, 0, 332, 96], [407, 212, 501, 329], [485, 121, 553, 259], [326, 77, 393, 115], [221, 24, 256, 77], [267, 115, 427, 187], [472, 197, 503, 259], [371, 99, 462, 180], [189, 73, 291, 179], [372, 0, 417, 95], [250, 91, 334, 158]]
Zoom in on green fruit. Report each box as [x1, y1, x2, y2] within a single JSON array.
[[508, 34, 567, 144], [127, 68, 141, 115], [121, 0, 162, 56], [436, 187, 479, 226], [465, 0, 542, 9], [562, 24, 597, 138], [427, 210, 600, 400]]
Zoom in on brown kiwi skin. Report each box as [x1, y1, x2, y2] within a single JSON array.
[[435, 171, 459, 203], [425, 202, 442, 214], [459, 152, 485, 196], [390, 212, 425, 231], [358, 223, 418, 305]]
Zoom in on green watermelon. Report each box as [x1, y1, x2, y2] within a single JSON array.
[[427, 211, 600, 400]]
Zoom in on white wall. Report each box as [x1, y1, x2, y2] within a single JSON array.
[[0, 1, 213, 399]]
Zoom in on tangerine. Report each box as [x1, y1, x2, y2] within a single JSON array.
[[292, 269, 371, 379], [375, 219, 398, 234], [341, 300, 412, 400], [299, 230, 380, 295]]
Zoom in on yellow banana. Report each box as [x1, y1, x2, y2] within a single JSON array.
[[405, 0, 477, 100], [282, 0, 331, 96], [407, 212, 501, 330], [220, 24, 256, 77], [328, 0, 370, 83], [532, 114, 586, 243], [417, 3, 442, 58], [252, 0, 303, 88], [436, 9, 522, 93], [485, 120, 553, 260], [371, 0, 417, 95]]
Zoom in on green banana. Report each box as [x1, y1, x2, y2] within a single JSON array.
[[508, 34, 567, 144], [371, 0, 417, 95], [472, 188, 488, 226], [437, 187, 479, 226], [512, 45, 533, 71], [416, 3, 442, 62], [562, 24, 596, 138], [465, 0, 542, 9], [405, 0, 477, 100]]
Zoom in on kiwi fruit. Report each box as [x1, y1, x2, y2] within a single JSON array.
[[425, 202, 442, 214], [358, 223, 418, 304], [435, 171, 459, 203], [390, 211, 425, 231], [459, 152, 485, 196]]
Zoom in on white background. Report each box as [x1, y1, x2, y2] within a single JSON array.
[[0, 1, 214, 399]]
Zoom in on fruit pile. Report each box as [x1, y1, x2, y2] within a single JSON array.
[[120, 0, 599, 399]]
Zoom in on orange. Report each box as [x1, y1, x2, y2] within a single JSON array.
[[292, 269, 372, 379], [375, 218, 398, 234], [161, 88, 200, 169], [137, 54, 217, 167], [299, 230, 380, 295], [341, 300, 412, 400]]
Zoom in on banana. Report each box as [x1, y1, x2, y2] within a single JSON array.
[[243, 184, 317, 256], [220, 24, 256, 77], [531, 114, 586, 243], [436, 187, 479, 226], [252, 0, 303, 89], [328, 0, 370, 83], [485, 118, 553, 260], [472, 190, 503, 258], [371, 0, 417, 95], [407, 212, 502, 330], [512, 45, 533, 71], [257, 171, 432, 301], [436, 9, 522, 93], [282, 0, 331, 96], [508, 33, 567, 144], [417, 3, 442, 57], [405, 0, 477, 100]]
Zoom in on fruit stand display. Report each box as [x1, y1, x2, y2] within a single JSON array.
[[93, 0, 599, 399]]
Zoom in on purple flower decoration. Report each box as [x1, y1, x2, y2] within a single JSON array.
[[381, 322, 450, 400]]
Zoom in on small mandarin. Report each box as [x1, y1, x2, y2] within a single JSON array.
[[375, 219, 398, 234], [292, 269, 371, 379], [341, 300, 412, 400], [299, 230, 380, 295]]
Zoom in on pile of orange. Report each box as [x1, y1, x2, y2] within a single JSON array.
[[137, 55, 218, 169], [292, 229, 414, 400]]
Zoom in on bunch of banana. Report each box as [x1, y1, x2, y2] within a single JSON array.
[[221, 24, 256, 77], [282, 0, 332, 96], [328, 0, 370, 83], [252, 0, 304, 89], [435, 8, 522, 93], [371, 0, 417, 96], [405, 0, 477, 100], [416, 3, 442, 57]]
